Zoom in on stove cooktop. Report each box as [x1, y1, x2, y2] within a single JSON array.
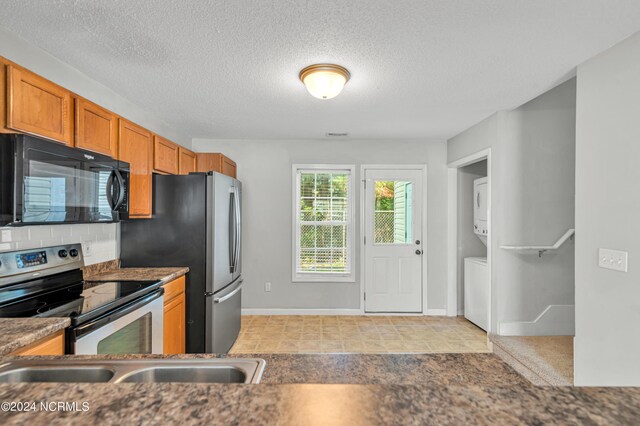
[[0, 279, 162, 326]]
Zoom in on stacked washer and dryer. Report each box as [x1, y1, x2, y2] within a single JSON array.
[[464, 177, 489, 331]]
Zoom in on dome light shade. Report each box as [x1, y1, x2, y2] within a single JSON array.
[[299, 64, 350, 100]]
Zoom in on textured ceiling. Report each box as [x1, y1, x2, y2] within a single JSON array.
[[1, 1, 639, 140]]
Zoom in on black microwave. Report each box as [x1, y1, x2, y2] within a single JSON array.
[[0, 134, 129, 226]]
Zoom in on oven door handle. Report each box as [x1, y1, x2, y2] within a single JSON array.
[[73, 289, 164, 339]]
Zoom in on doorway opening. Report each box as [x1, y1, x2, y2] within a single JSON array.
[[447, 150, 492, 341]]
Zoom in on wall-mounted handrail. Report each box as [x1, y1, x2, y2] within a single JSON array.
[[500, 229, 575, 257]]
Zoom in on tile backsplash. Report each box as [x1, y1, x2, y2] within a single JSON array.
[[0, 223, 119, 265]]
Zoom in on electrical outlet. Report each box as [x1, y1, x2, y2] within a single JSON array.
[[265, 282, 271, 292], [598, 248, 628, 272], [83, 241, 93, 257]]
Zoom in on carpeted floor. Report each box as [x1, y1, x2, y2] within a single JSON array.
[[230, 315, 490, 354], [491, 335, 574, 386]]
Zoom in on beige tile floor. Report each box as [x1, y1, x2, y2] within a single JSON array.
[[229, 315, 490, 354]]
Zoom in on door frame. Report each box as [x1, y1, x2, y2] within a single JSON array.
[[446, 148, 493, 334], [360, 164, 428, 315]]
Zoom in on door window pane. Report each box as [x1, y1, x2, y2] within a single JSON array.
[[374, 180, 413, 244], [96, 313, 152, 354]]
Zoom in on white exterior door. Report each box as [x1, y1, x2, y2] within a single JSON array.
[[363, 168, 423, 313]]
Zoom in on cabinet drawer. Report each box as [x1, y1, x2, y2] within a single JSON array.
[[11, 330, 65, 356]]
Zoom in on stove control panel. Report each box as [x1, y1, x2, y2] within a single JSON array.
[[0, 243, 84, 286], [16, 250, 48, 269]]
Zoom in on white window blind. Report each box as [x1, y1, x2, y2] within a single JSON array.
[[294, 166, 354, 282]]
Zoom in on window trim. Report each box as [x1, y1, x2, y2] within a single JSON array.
[[292, 164, 356, 283]]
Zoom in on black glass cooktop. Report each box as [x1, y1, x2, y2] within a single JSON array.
[[0, 278, 162, 326]]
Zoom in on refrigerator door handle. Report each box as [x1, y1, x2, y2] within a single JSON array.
[[214, 280, 243, 303], [229, 187, 237, 273], [234, 185, 241, 273]]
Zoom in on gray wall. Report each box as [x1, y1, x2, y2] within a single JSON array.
[[457, 161, 487, 314], [574, 32, 640, 386], [0, 26, 190, 147], [192, 138, 448, 311], [448, 79, 576, 334]]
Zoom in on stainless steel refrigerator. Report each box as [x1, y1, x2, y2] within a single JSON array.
[[120, 172, 242, 354]]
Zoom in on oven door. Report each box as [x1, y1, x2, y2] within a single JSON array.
[[12, 135, 127, 225], [70, 290, 164, 355]]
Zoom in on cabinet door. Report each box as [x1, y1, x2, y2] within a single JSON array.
[[7, 65, 73, 145], [163, 294, 186, 354], [221, 155, 237, 178], [11, 330, 65, 355], [119, 119, 152, 217], [178, 147, 197, 175], [196, 153, 214, 172], [75, 98, 118, 158], [0, 59, 9, 133], [153, 135, 179, 174]]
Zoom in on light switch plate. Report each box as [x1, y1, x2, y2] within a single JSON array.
[[598, 248, 628, 272], [265, 282, 272, 292]]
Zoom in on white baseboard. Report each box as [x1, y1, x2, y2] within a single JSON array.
[[499, 304, 575, 336], [425, 309, 447, 316], [241, 308, 361, 316]]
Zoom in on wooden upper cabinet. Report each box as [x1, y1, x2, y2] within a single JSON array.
[[221, 155, 237, 178], [119, 119, 153, 218], [6, 64, 73, 145], [0, 59, 9, 133], [153, 135, 179, 174], [197, 153, 237, 178], [178, 147, 197, 175], [75, 97, 118, 158]]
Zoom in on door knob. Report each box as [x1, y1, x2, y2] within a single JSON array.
[[415, 249, 423, 255]]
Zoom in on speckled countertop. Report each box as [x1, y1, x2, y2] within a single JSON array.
[[0, 353, 639, 425], [84, 267, 189, 284], [0, 318, 70, 356]]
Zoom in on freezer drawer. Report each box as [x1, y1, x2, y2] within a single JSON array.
[[206, 277, 242, 353]]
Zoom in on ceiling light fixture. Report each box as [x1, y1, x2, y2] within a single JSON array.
[[299, 64, 350, 100]]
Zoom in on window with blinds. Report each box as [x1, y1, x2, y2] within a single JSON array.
[[293, 165, 355, 282]]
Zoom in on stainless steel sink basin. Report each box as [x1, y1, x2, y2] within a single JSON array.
[[0, 359, 265, 384], [118, 366, 247, 383], [0, 367, 115, 383]]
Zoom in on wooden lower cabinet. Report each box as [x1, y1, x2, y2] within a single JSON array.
[[11, 330, 65, 356], [196, 153, 237, 178], [163, 276, 186, 354]]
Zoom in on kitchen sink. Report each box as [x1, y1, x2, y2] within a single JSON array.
[[0, 359, 265, 384], [0, 367, 115, 383], [118, 366, 247, 383]]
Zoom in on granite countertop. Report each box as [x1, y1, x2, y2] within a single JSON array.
[[0, 318, 70, 356], [0, 353, 639, 424], [84, 267, 189, 284]]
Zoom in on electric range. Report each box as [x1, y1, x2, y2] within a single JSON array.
[[0, 244, 165, 354]]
